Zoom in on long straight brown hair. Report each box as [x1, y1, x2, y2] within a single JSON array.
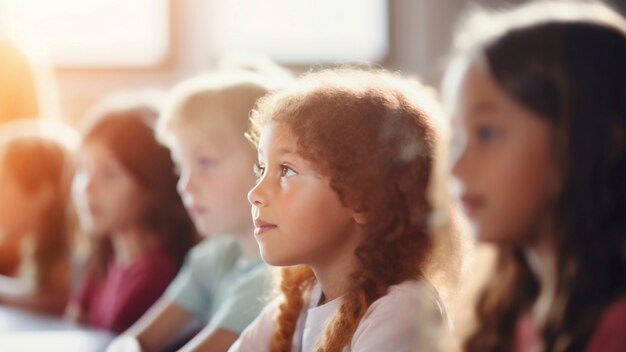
[[446, 3, 626, 351], [80, 104, 198, 280]]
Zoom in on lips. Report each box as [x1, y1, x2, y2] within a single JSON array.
[[460, 194, 486, 216], [188, 205, 206, 216], [253, 218, 277, 236]]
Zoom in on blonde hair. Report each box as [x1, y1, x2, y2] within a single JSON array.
[[157, 71, 291, 147]]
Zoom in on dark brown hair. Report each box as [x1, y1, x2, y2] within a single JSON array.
[[448, 2, 626, 351], [81, 104, 198, 279]]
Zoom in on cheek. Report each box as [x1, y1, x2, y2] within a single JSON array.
[[487, 143, 557, 241], [105, 183, 147, 221], [285, 185, 347, 230]]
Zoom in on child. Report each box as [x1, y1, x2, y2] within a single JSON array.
[[66, 99, 198, 333], [107, 71, 281, 352], [0, 119, 77, 315], [445, 2, 626, 351], [229, 68, 454, 352]]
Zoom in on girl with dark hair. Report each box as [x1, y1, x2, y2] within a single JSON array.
[[445, 2, 626, 351], [0, 120, 77, 315], [229, 68, 462, 352], [66, 100, 198, 333]]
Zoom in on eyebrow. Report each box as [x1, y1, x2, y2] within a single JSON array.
[[469, 101, 498, 116], [257, 147, 298, 157]]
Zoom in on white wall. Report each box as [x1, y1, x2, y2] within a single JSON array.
[[54, 0, 621, 125]]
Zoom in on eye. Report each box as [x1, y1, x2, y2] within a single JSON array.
[[197, 157, 215, 169], [476, 125, 499, 142], [254, 163, 265, 178], [280, 165, 296, 178], [102, 166, 119, 180]]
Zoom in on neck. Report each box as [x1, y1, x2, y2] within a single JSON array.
[[524, 222, 557, 323], [110, 226, 158, 267], [312, 259, 357, 305], [310, 226, 363, 305]]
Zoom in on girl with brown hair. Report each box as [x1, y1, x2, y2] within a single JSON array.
[[66, 98, 198, 333], [446, 2, 626, 351]]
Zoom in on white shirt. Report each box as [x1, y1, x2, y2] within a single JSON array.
[[228, 279, 448, 352]]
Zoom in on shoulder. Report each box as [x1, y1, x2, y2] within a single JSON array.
[[229, 261, 271, 292], [351, 279, 447, 351], [227, 298, 280, 351], [369, 279, 445, 318], [163, 237, 245, 313], [130, 248, 178, 278], [115, 252, 178, 295], [586, 296, 626, 351], [187, 236, 241, 267]]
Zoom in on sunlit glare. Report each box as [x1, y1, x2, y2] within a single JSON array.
[[209, 0, 388, 63], [6, 0, 169, 67]]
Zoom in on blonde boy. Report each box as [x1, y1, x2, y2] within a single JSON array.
[[107, 71, 285, 352]]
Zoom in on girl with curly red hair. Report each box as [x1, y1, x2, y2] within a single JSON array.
[[229, 68, 461, 352]]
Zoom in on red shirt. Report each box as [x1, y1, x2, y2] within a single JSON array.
[[74, 247, 178, 333], [586, 298, 626, 352], [514, 298, 626, 352]]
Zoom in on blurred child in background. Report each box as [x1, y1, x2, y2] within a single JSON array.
[[0, 119, 78, 315], [445, 2, 626, 351], [108, 70, 286, 352], [66, 97, 198, 333]]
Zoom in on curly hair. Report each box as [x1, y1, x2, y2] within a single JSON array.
[[445, 2, 626, 351], [248, 68, 455, 351]]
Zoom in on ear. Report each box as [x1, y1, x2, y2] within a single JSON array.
[[352, 211, 368, 225]]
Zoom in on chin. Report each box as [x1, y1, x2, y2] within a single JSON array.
[[260, 251, 295, 267], [475, 226, 516, 245], [472, 222, 497, 243], [193, 222, 213, 236], [88, 228, 109, 238]]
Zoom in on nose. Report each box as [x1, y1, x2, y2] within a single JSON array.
[[451, 144, 470, 183], [84, 174, 97, 198], [177, 169, 195, 197], [247, 179, 267, 207]]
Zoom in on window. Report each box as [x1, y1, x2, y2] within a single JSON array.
[[6, 0, 170, 68], [208, 0, 388, 64]]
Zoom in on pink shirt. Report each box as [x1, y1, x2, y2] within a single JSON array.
[[74, 247, 178, 333], [514, 297, 626, 352], [229, 279, 449, 352]]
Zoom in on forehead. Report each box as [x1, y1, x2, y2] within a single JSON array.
[[171, 119, 247, 152], [77, 140, 122, 167], [459, 63, 499, 104], [80, 140, 114, 158], [455, 62, 518, 119], [257, 123, 297, 155], [180, 100, 249, 133]]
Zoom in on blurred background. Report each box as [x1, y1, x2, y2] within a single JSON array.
[[1, 0, 624, 126]]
